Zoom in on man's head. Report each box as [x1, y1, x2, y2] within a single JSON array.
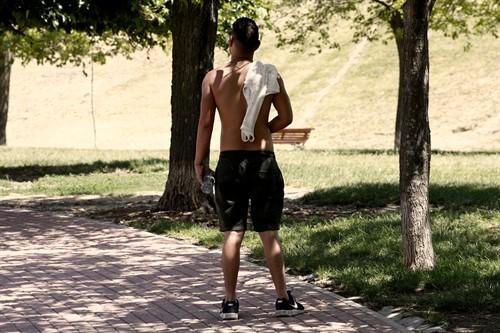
[[230, 17, 260, 54]]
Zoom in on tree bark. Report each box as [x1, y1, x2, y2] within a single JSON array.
[[391, 13, 404, 151], [158, 0, 218, 211], [399, 0, 435, 270], [0, 49, 11, 145]]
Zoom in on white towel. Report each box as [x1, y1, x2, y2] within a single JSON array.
[[241, 61, 280, 142]]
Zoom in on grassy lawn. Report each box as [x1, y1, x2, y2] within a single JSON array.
[[1, 147, 499, 327], [0, 147, 169, 196]]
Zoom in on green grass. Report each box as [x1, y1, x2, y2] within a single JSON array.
[[1, 147, 499, 322], [0, 147, 169, 196], [1, 147, 499, 198]]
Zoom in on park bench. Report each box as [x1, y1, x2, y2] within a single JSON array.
[[271, 128, 314, 148]]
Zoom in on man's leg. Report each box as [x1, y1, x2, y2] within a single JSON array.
[[258, 230, 288, 300], [222, 230, 245, 301]]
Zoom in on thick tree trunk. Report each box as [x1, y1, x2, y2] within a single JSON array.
[[391, 13, 404, 151], [399, 0, 435, 270], [158, 0, 218, 211], [0, 50, 11, 145]]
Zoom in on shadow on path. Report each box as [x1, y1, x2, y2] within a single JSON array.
[[0, 208, 407, 332]]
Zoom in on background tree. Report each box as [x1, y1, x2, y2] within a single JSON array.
[[275, 0, 498, 270], [0, 49, 10, 145], [400, 0, 435, 270], [276, 0, 499, 150], [157, 0, 219, 211]]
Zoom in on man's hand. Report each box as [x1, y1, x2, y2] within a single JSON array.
[[194, 163, 211, 184]]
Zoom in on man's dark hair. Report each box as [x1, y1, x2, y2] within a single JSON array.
[[231, 17, 260, 52]]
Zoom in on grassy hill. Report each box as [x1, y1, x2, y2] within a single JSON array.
[[7, 29, 500, 151]]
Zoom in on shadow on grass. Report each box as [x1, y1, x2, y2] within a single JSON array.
[[0, 158, 168, 182], [304, 149, 500, 156], [301, 182, 500, 210], [277, 211, 499, 312]]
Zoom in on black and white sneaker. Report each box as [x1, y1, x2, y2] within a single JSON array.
[[275, 291, 305, 317], [220, 299, 239, 320]]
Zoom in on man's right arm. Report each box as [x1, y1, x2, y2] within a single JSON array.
[[194, 71, 216, 184], [269, 75, 293, 133]]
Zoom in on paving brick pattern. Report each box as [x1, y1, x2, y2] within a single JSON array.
[[0, 208, 409, 332]]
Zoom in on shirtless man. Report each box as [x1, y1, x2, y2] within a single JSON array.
[[194, 17, 304, 320]]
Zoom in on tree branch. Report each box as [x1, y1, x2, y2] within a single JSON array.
[[9, 23, 26, 36], [372, 0, 392, 10], [428, 0, 437, 14], [8, 22, 36, 45]]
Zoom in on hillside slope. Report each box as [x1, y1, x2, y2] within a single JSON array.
[[7, 31, 500, 151]]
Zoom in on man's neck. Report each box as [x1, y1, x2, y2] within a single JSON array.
[[229, 54, 253, 64]]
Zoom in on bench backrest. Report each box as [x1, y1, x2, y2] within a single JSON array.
[[272, 128, 313, 145]]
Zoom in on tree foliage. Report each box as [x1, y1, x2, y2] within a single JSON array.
[[275, 0, 499, 51], [0, 30, 137, 67], [218, 0, 272, 49], [0, 0, 170, 38], [0, 0, 172, 66], [0, 0, 271, 66]]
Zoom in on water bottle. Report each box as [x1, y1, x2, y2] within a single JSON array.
[[201, 171, 215, 194]]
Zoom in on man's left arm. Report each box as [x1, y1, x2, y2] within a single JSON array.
[[194, 72, 216, 184], [269, 74, 293, 133]]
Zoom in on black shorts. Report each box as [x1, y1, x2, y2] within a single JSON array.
[[214, 150, 285, 232]]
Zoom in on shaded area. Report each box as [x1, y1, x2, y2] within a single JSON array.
[[0, 158, 168, 182], [279, 212, 499, 312], [140, 211, 500, 332], [447, 313, 500, 333], [120, 208, 499, 315], [301, 182, 500, 210], [0, 209, 401, 332], [0, 193, 220, 228], [296, 149, 500, 156], [0, 193, 163, 217]]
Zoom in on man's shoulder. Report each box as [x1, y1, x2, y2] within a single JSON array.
[[203, 68, 218, 86], [205, 68, 218, 78]]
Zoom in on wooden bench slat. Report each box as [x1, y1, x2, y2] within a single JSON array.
[[271, 128, 314, 147], [273, 133, 310, 136], [271, 128, 313, 133]]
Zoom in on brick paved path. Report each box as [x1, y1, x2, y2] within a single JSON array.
[[0, 208, 409, 332]]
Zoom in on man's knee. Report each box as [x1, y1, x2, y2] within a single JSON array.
[[258, 230, 279, 243], [224, 231, 245, 245]]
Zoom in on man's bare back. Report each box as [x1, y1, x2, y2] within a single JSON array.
[[203, 59, 292, 152], [208, 60, 274, 151]]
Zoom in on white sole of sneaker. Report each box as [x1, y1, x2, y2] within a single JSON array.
[[275, 309, 305, 317], [220, 312, 238, 320]]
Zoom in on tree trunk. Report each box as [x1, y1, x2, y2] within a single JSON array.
[[0, 49, 11, 145], [391, 13, 404, 151], [399, 0, 435, 270], [158, 0, 218, 211]]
